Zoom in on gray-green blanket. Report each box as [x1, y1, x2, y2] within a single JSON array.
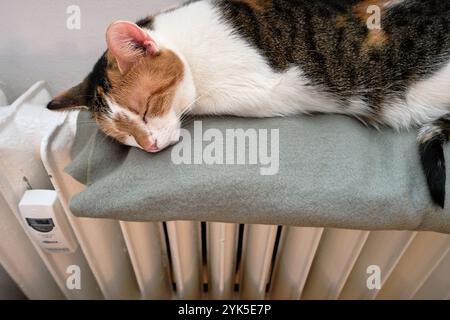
[[66, 111, 450, 234]]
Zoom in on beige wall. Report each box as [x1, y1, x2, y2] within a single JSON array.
[[0, 0, 183, 101]]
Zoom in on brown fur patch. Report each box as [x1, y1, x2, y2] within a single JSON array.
[[109, 48, 184, 118], [364, 28, 388, 47], [96, 85, 105, 96], [352, 0, 390, 49], [234, 0, 269, 12], [112, 113, 150, 149], [335, 16, 348, 28], [105, 51, 121, 85]]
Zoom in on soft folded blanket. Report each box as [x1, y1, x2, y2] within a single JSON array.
[[66, 111, 450, 234]]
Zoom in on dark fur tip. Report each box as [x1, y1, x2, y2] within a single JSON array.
[[46, 100, 60, 110], [419, 139, 446, 208], [46, 97, 87, 111]]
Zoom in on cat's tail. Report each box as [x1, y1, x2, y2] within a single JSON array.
[[418, 116, 450, 208]]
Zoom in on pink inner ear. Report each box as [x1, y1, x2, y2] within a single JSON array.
[[106, 21, 159, 74]]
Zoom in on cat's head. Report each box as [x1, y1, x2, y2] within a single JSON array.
[[47, 20, 196, 152]]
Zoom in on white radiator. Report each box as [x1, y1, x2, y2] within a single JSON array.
[[0, 82, 449, 300]]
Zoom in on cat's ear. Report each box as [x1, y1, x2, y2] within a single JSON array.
[[106, 20, 160, 74], [47, 78, 90, 111]]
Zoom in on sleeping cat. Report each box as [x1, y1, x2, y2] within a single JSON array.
[[48, 0, 450, 207]]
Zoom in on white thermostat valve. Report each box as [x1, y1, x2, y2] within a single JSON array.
[[18, 190, 78, 254]]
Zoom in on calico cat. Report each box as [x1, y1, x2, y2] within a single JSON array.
[[48, 0, 450, 207]]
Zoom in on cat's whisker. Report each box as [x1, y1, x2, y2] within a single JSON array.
[[181, 117, 196, 129], [180, 113, 193, 123], [176, 94, 203, 118]]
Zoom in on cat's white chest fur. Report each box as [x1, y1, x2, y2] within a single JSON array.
[[382, 61, 450, 129]]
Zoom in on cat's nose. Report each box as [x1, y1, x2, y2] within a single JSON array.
[[143, 139, 159, 153]]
